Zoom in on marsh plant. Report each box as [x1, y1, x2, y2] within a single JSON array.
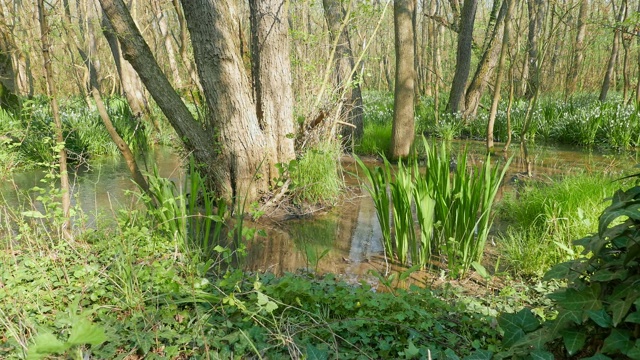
[[357, 138, 510, 277]]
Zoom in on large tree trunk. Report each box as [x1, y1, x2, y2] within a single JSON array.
[[249, 0, 296, 170], [37, 0, 71, 237], [391, 0, 416, 159], [321, 0, 364, 142], [463, 0, 507, 119], [446, 0, 477, 115], [170, 0, 201, 92], [564, 0, 587, 99], [599, 0, 626, 102]]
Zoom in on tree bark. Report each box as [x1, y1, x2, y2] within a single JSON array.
[[37, 0, 71, 237], [101, 11, 149, 118], [171, 0, 201, 92], [249, 0, 296, 173], [446, 0, 477, 115], [321, 0, 364, 142], [463, 0, 507, 119], [152, 0, 182, 88], [564, 0, 587, 99], [391, 0, 416, 159], [524, 0, 545, 99], [599, 0, 626, 102]]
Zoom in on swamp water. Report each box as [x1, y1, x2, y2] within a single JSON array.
[[0, 141, 635, 285]]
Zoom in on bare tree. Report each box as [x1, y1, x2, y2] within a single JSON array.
[[599, 0, 626, 102], [524, 0, 545, 99], [487, 0, 515, 153], [391, 0, 416, 159], [322, 0, 364, 142], [565, 0, 588, 99], [446, 0, 477, 114]]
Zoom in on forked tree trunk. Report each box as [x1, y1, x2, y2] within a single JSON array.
[[322, 0, 364, 141], [170, 0, 201, 92], [100, 0, 295, 203], [565, 0, 587, 99], [152, 0, 182, 88], [37, 0, 71, 237], [391, 0, 415, 159], [447, 0, 477, 115], [464, 0, 507, 119]]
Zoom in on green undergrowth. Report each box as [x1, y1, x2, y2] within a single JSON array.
[[0, 96, 160, 171], [497, 173, 624, 278], [360, 91, 640, 151], [0, 202, 510, 359]]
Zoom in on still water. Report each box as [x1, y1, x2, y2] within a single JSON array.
[[0, 141, 635, 282]]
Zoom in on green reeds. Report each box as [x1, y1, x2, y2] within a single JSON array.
[[143, 157, 227, 258], [357, 137, 510, 278]]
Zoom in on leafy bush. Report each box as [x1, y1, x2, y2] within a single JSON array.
[[498, 179, 640, 359]]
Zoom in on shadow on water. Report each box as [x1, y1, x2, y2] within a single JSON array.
[[1, 140, 637, 283]]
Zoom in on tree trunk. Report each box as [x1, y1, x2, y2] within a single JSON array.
[[599, 0, 626, 102], [101, 12, 149, 118], [487, 0, 514, 153], [463, 0, 507, 119], [636, 0, 640, 105], [99, 0, 224, 195], [171, 0, 201, 92], [524, 0, 545, 100], [0, 30, 19, 111], [152, 0, 182, 88], [249, 0, 296, 172], [564, 0, 587, 99], [321, 0, 364, 142], [391, 0, 416, 159], [446, 0, 477, 115], [37, 0, 71, 237]]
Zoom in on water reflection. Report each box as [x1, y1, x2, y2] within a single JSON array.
[[1, 141, 635, 281]]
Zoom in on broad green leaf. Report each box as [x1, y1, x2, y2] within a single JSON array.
[[587, 309, 612, 328], [627, 341, 640, 360], [581, 354, 612, 360], [498, 308, 540, 334], [512, 328, 553, 350], [528, 350, 554, 360], [404, 340, 420, 358], [601, 329, 633, 354], [548, 309, 581, 335], [610, 298, 634, 327], [462, 350, 493, 360], [543, 261, 574, 281], [444, 348, 461, 360], [558, 287, 601, 311], [67, 318, 106, 346], [624, 243, 640, 266], [561, 329, 586, 355], [27, 332, 67, 359], [591, 269, 628, 282], [21, 210, 46, 219], [306, 343, 328, 360], [501, 328, 525, 348], [625, 311, 640, 324]]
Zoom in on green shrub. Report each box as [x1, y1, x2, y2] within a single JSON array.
[[499, 178, 640, 359]]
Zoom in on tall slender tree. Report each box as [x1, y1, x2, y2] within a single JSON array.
[[391, 0, 416, 159], [37, 0, 71, 236], [599, 0, 627, 102], [565, 0, 588, 99], [446, 0, 477, 114], [322, 0, 364, 141]]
